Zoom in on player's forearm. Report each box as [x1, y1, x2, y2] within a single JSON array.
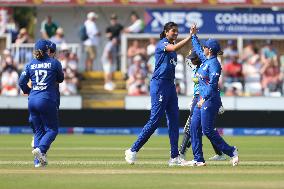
[[173, 35, 192, 51]]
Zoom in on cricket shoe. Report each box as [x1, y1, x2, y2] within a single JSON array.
[[125, 148, 137, 165], [34, 157, 41, 168], [231, 146, 239, 166], [32, 148, 48, 167], [168, 156, 184, 166], [183, 160, 206, 167], [208, 154, 226, 161]]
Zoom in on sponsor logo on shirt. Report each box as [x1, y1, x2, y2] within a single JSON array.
[[159, 94, 163, 102], [170, 58, 177, 66]]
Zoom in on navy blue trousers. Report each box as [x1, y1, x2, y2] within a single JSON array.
[[29, 98, 59, 154], [190, 98, 234, 162], [131, 79, 180, 158]]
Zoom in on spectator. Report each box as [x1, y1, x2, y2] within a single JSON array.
[[1, 64, 18, 96], [223, 57, 243, 83], [83, 12, 101, 71], [146, 38, 157, 75], [124, 11, 144, 33], [0, 10, 7, 35], [175, 54, 186, 95], [242, 48, 262, 96], [101, 37, 118, 91], [105, 14, 123, 70], [14, 28, 33, 68], [106, 14, 124, 40], [127, 55, 148, 95], [223, 56, 243, 96], [127, 40, 146, 66], [260, 57, 282, 96], [0, 49, 17, 72], [260, 40, 278, 67], [57, 43, 79, 95], [241, 40, 255, 65], [15, 28, 32, 45], [223, 40, 239, 65], [40, 15, 58, 39], [50, 27, 66, 45]]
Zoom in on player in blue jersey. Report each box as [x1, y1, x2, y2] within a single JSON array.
[[179, 51, 226, 161], [186, 24, 239, 166], [125, 22, 193, 166], [30, 40, 60, 167], [179, 50, 226, 161], [19, 39, 64, 167]]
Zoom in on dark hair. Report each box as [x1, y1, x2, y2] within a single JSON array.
[[160, 22, 178, 40], [33, 50, 45, 60], [217, 50, 223, 56], [130, 11, 139, 19]]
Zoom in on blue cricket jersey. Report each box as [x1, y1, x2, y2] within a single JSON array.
[[19, 55, 64, 103], [152, 38, 177, 81], [192, 35, 221, 101]]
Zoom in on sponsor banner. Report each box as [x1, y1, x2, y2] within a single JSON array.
[[145, 9, 284, 35], [1, 0, 284, 5], [2, 127, 284, 135]]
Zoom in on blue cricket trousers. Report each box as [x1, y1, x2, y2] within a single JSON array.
[[29, 98, 59, 154], [131, 79, 180, 158], [190, 97, 234, 162]]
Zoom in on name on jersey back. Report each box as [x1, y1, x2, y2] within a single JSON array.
[[31, 63, 51, 69]]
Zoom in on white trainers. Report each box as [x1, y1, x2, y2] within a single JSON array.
[[208, 154, 227, 161], [183, 160, 206, 167], [125, 149, 137, 165], [32, 148, 48, 166], [169, 156, 184, 166], [232, 146, 239, 166]]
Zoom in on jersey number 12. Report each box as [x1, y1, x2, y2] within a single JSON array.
[[35, 70, 47, 86]]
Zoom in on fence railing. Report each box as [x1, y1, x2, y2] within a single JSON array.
[[10, 43, 82, 66]]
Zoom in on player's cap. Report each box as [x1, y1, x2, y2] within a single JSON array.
[[56, 27, 64, 35], [49, 43, 56, 52], [203, 39, 221, 54], [110, 13, 118, 20], [34, 39, 48, 52], [45, 40, 56, 52], [60, 43, 70, 51], [186, 50, 198, 60], [133, 55, 142, 62], [87, 12, 98, 19]]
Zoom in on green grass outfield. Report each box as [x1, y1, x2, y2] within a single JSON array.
[[0, 135, 284, 189]]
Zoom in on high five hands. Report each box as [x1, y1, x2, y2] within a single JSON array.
[[190, 23, 198, 35]]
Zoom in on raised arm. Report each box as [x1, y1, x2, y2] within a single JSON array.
[[165, 35, 192, 52], [191, 35, 207, 63]]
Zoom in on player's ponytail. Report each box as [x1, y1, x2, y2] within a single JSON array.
[[160, 22, 178, 40], [217, 50, 223, 56], [33, 49, 45, 60]]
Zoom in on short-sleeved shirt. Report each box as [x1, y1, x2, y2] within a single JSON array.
[[152, 38, 177, 81], [106, 23, 123, 39], [42, 22, 58, 38], [19, 56, 64, 103]]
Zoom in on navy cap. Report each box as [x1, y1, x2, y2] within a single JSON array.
[[186, 50, 198, 59], [204, 39, 221, 54], [34, 39, 48, 52], [45, 40, 57, 52]]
